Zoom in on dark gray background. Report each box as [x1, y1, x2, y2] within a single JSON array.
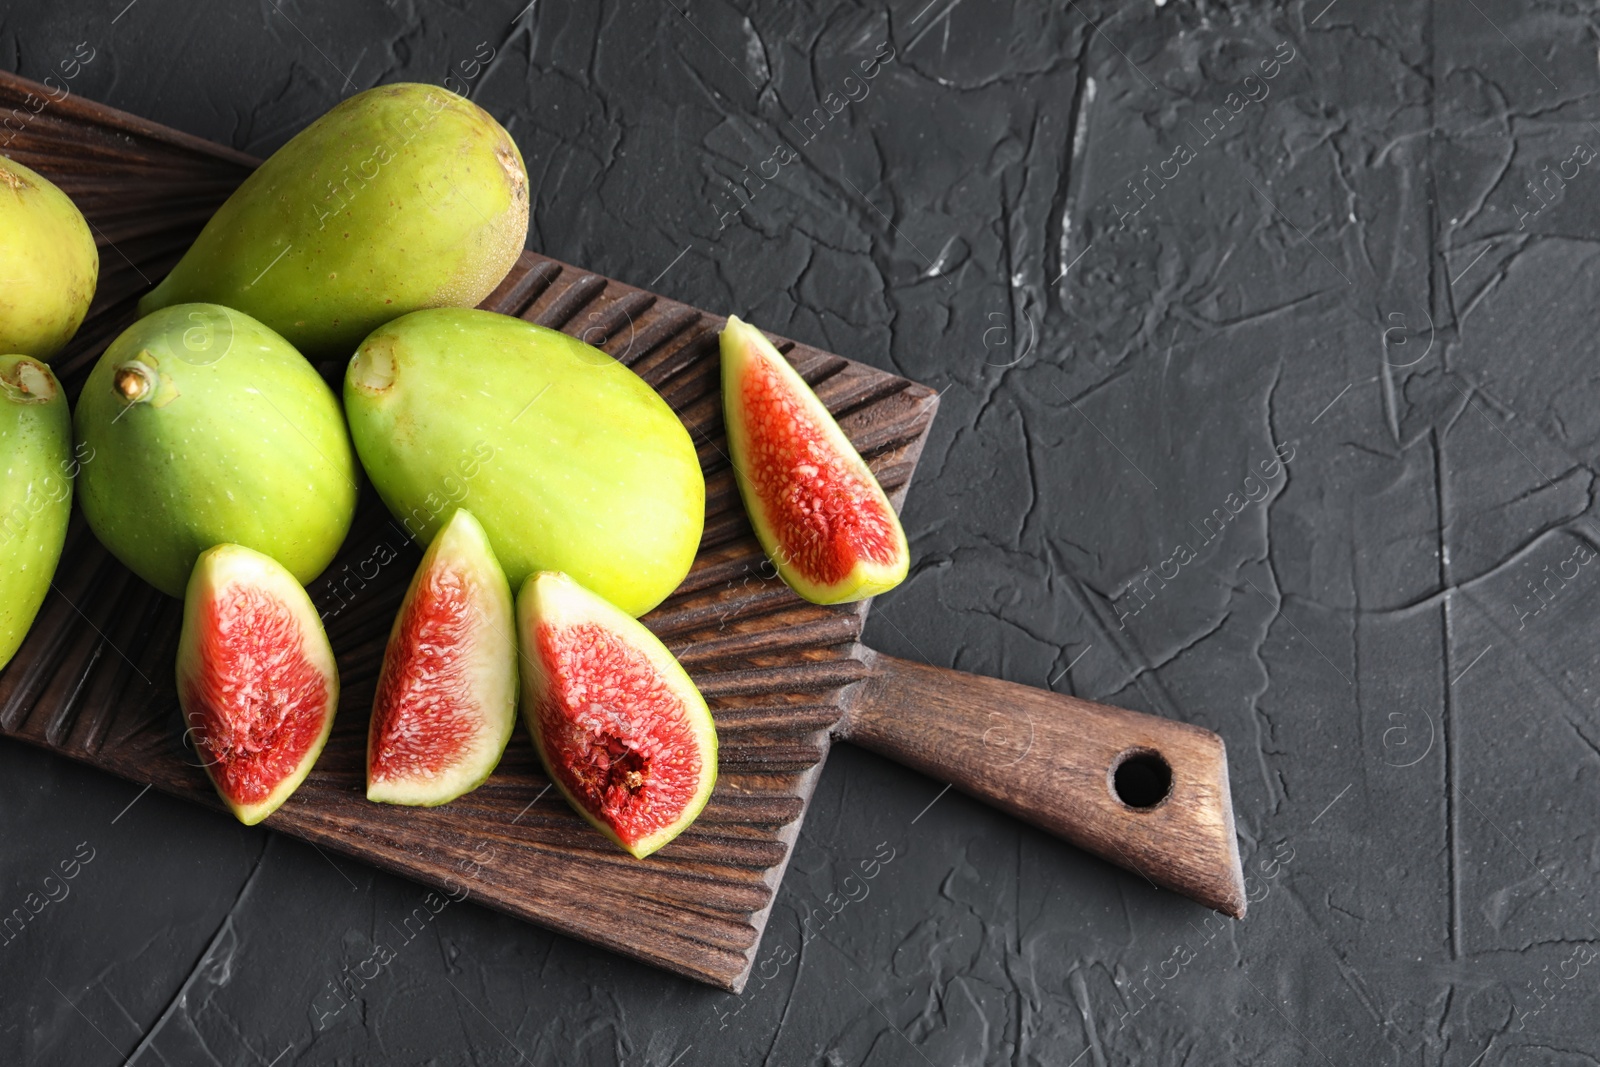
[[4, 0, 1598, 1063]]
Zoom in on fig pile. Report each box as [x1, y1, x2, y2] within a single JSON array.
[[0, 83, 909, 858]]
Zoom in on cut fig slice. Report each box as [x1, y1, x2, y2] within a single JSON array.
[[177, 544, 339, 825], [719, 315, 910, 604], [367, 508, 517, 806], [516, 571, 717, 859]]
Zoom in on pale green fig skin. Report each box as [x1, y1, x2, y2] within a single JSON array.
[[74, 304, 358, 598], [719, 316, 909, 605], [516, 571, 717, 859], [344, 308, 705, 618], [177, 543, 339, 825], [0, 356, 73, 670], [366, 508, 518, 808], [137, 83, 529, 358], [0, 155, 99, 360]]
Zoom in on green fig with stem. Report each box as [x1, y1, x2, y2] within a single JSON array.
[[344, 308, 704, 617], [138, 84, 528, 358], [0, 154, 98, 361], [74, 303, 358, 597]]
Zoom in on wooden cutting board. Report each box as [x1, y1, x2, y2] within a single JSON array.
[[0, 70, 1246, 991]]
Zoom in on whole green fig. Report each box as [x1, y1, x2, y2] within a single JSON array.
[[344, 309, 704, 617], [138, 83, 528, 358], [75, 304, 358, 597], [0, 155, 99, 360], [0, 355, 74, 669]]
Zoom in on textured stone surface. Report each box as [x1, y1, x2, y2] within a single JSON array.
[[4, 0, 1600, 1063]]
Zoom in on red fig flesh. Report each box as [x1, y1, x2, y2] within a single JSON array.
[[367, 508, 517, 806], [177, 544, 338, 825], [720, 316, 909, 604], [517, 571, 717, 859]]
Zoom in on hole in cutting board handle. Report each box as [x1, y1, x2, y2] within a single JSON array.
[[1110, 749, 1173, 809]]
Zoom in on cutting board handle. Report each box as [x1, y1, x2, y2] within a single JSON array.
[[840, 650, 1247, 917]]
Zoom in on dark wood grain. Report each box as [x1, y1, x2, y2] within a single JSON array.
[[841, 652, 1247, 917], [0, 68, 1246, 991]]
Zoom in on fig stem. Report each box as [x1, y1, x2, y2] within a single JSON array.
[[113, 360, 157, 404], [1, 358, 54, 404], [348, 339, 396, 394]]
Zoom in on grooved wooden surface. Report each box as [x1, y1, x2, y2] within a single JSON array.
[[0, 69, 938, 992]]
